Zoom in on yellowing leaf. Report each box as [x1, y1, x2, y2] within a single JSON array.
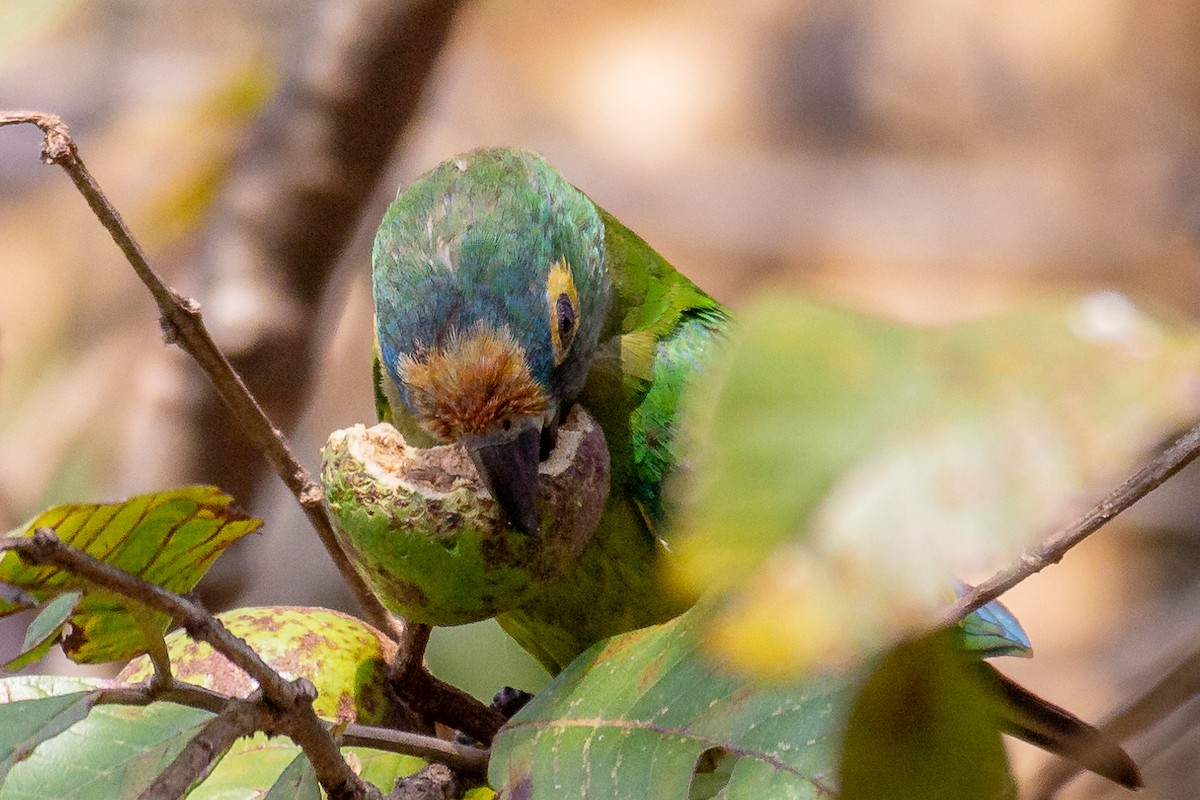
[[0, 486, 261, 663], [668, 292, 1200, 676]]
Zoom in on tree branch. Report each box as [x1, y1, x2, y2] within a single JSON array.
[[940, 417, 1200, 627], [0, 110, 402, 645], [386, 621, 504, 747], [186, 0, 466, 598], [342, 722, 487, 777], [140, 697, 268, 800], [2, 529, 378, 800]]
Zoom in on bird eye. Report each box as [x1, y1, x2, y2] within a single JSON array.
[[547, 258, 579, 365], [556, 293, 575, 341]]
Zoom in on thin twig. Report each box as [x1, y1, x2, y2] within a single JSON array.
[[131, 604, 175, 689], [940, 418, 1200, 627], [99, 679, 487, 776], [3, 529, 378, 800], [387, 622, 505, 746], [342, 722, 488, 777], [98, 681, 233, 715], [140, 697, 268, 800], [0, 110, 402, 645]]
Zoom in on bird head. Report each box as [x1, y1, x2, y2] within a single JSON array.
[[372, 148, 611, 533]]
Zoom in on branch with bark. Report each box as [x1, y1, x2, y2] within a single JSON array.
[[186, 0, 466, 535], [0, 110, 494, 798], [0, 110, 402, 643], [942, 417, 1200, 627]]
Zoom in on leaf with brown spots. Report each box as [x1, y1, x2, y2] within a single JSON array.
[[0, 486, 261, 663]]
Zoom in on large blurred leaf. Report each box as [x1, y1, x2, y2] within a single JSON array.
[[0, 486, 261, 663], [0, 0, 83, 64], [668, 293, 1200, 676], [839, 634, 1009, 800], [0, 675, 213, 800], [491, 608, 858, 799]]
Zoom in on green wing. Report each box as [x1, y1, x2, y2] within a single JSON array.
[[580, 207, 728, 527]]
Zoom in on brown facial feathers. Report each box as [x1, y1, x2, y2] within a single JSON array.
[[398, 328, 547, 441]]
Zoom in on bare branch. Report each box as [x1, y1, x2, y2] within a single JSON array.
[[140, 697, 268, 800], [100, 680, 487, 776], [98, 681, 233, 715], [3, 529, 378, 800], [342, 722, 487, 778], [386, 622, 505, 747], [0, 110, 402, 645], [940, 417, 1200, 627]]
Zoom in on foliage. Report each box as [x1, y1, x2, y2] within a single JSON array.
[[669, 293, 1200, 677], [0, 290, 1195, 796], [0, 487, 260, 665]]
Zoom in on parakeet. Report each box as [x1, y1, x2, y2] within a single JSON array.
[[372, 148, 721, 672], [371, 148, 1139, 788]]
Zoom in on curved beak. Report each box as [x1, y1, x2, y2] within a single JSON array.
[[468, 424, 542, 534]]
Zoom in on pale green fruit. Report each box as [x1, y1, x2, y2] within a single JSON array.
[[321, 406, 609, 626]]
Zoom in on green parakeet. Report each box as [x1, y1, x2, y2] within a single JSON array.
[[370, 148, 1139, 788]]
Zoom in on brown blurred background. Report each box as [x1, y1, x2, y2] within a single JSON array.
[[3, 1, 1200, 796]]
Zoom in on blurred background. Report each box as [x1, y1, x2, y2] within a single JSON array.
[[3, 1, 1200, 796]]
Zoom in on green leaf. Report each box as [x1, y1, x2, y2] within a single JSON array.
[[668, 293, 1200, 676], [491, 608, 861, 799], [0, 675, 213, 800], [0, 690, 98, 786], [264, 753, 321, 800], [4, 591, 82, 671], [839, 634, 1010, 800], [0, 486, 261, 663]]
